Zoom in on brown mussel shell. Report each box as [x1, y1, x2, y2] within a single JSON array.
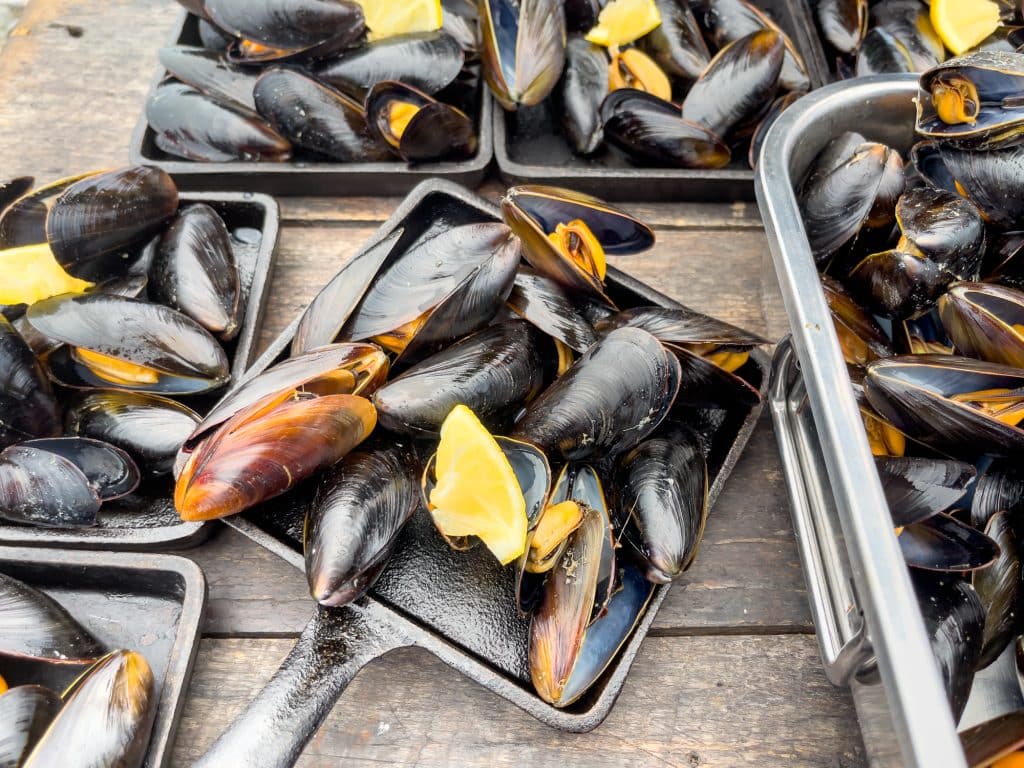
[[204, 0, 366, 54], [972, 512, 1021, 669], [0, 315, 59, 450], [961, 710, 1024, 767], [559, 37, 608, 156], [639, 0, 710, 82], [939, 282, 1024, 367], [158, 46, 260, 111], [364, 80, 477, 162]]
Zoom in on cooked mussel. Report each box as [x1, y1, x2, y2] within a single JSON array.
[[917, 52, 1024, 150], [0, 685, 61, 767], [639, 0, 710, 82], [365, 80, 477, 162], [0, 571, 105, 663], [846, 249, 952, 320], [899, 310, 953, 356], [0, 316, 58, 450], [305, 443, 419, 607], [971, 459, 1024, 529], [203, 0, 366, 55], [983, 230, 1024, 290], [479, 0, 567, 110], [607, 48, 671, 101], [506, 266, 598, 352], [939, 282, 1024, 367], [895, 186, 986, 278], [898, 513, 1000, 572], [158, 46, 260, 111], [875, 457, 974, 527], [938, 144, 1024, 228], [972, 512, 1021, 668], [748, 89, 803, 170], [27, 293, 230, 395], [855, 27, 914, 77], [821, 275, 892, 365], [0, 177, 33, 221], [869, 0, 943, 71], [559, 37, 609, 156], [0, 172, 96, 251], [512, 327, 681, 460], [372, 321, 550, 435], [816, 0, 867, 55]]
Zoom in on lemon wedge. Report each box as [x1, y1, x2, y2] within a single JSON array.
[[429, 405, 528, 565], [585, 0, 662, 48], [930, 0, 1000, 56], [355, 0, 443, 41], [0, 243, 92, 306]]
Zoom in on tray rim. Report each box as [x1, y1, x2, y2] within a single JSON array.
[[0, 546, 207, 768], [226, 176, 769, 732]]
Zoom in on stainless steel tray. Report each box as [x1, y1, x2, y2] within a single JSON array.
[[755, 74, 1024, 766]]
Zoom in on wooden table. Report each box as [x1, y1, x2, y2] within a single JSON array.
[[0, 1, 869, 764]]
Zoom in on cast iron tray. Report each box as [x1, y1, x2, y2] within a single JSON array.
[[0, 547, 206, 768], [494, 0, 830, 202], [128, 11, 494, 195], [191, 179, 769, 766], [0, 191, 280, 550]]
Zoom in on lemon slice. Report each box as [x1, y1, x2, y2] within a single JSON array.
[[585, 0, 662, 48], [429, 405, 527, 565], [930, 0, 1000, 56], [0, 243, 92, 306], [355, 0, 443, 42]]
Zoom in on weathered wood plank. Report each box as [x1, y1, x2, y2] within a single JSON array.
[[171, 636, 864, 767]]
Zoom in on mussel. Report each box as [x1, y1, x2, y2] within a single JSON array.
[[938, 144, 1024, 228], [869, 0, 943, 70], [855, 27, 914, 77], [0, 176, 34, 221], [894, 186, 986, 278], [26, 293, 230, 395], [639, 0, 710, 82], [970, 459, 1024, 529], [0, 173, 96, 251], [506, 266, 599, 352], [364, 80, 477, 162], [305, 443, 420, 607], [821, 275, 893, 365], [559, 37, 609, 156], [898, 513, 1000, 572], [203, 0, 366, 55], [972, 512, 1021, 668], [0, 316, 59, 450], [939, 282, 1024, 367], [876, 457, 974, 527], [846, 249, 952, 320], [0, 686, 61, 767], [983, 229, 1024, 290], [961, 710, 1024, 766], [0, 572, 105, 664], [816, 0, 868, 55], [158, 46, 260, 111]]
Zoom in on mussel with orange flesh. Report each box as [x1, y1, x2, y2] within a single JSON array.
[[364, 80, 477, 162], [939, 282, 1024, 368], [639, 0, 710, 82], [0, 685, 61, 768], [664, 340, 763, 408], [972, 512, 1021, 668], [899, 309, 953, 356], [855, 27, 914, 77], [203, 0, 366, 55], [559, 37, 609, 156], [607, 48, 671, 101], [158, 46, 260, 111], [0, 316, 59, 450], [821, 275, 892, 366], [870, 0, 943, 70]]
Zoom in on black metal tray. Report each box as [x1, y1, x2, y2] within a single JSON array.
[[128, 11, 493, 195], [494, 0, 830, 201], [0, 191, 280, 550], [194, 179, 769, 766], [0, 547, 206, 768]]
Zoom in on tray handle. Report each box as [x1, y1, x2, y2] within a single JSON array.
[[769, 340, 873, 686], [194, 604, 409, 768]]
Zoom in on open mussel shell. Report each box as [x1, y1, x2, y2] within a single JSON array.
[[158, 45, 259, 111], [973, 512, 1021, 669], [666, 341, 762, 408], [615, 424, 708, 583], [865, 355, 1024, 457], [147, 81, 292, 163], [821, 275, 892, 365], [506, 267, 598, 353], [0, 572, 105, 664], [65, 390, 201, 477], [938, 144, 1024, 228], [911, 570, 984, 722], [961, 709, 1024, 766], [639, 0, 710, 82], [512, 327, 681, 460], [910, 141, 958, 195], [364, 80, 477, 163], [971, 459, 1024, 529], [681, 29, 783, 140], [479, 0, 566, 110], [27, 293, 230, 395], [314, 31, 465, 98], [917, 52, 1024, 151], [44, 167, 178, 283], [854, 26, 914, 77], [876, 457, 974, 527], [559, 37, 608, 156], [600, 89, 730, 170], [372, 321, 550, 435], [23, 650, 154, 768], [847, 249, 954, 320], [899, 309, 953, 356], [0, 172, 98, 250], [0, 316, 59, 450], [254, 69, 392, 163], [939, 282, 1024, 368], [305, 442, 420, 607], [204, 0, 365, 53], [0, 685, 61, 767], [896, 187, 985, 277], [151, 203, 241, 339], [816, 0, 867, 54], [175, 393, 376, 521], [899, 513, 1000, 572]]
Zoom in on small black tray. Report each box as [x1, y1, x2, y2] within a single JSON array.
[[0, 191, 280, 550], [0, 547, 206, 768], [494, 0, 830, 201], [128, 11, 494, 195]]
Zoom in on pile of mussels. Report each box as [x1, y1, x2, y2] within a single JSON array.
[[0, 166, 257, 529], [0, 572, 155, 767], [171, 185, 766, 706], [803, 52, 1024, 757], [483, 0, 811, 169], [147, 0, 481, 163]]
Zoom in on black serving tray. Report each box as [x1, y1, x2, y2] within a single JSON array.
[[128, 11, 493, 195], [0, 547, 206, 768], [494, 0, 830, 201], [0, 191, 279, 550]]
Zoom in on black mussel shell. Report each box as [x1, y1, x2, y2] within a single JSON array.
[[479, 0, 566, 110], [314, 31, 465, 98], [564, 0, 602, 32], [27, 293, 230, 395], [254, 68, 392, 162], [875, 457, 974, 527], [559, 37, 608, 156], [442, 0, 480, 54], [971, 459, 1024, 530], [65, 390, 201, 477], [0, 177, 33, 220], [899, 513, 1000, 572], [961, 710, 1024, 766], [198, 17, 233, 50], [151, 203, 242, 339], [910, 141, 958, 195], [855, 27, 914, 77], [512, 327, 681, 460], [0, 173, 96, 250], [817, 0, 867, 54], [147, 81, 292, 163], [158, 46, 260, 111], [365, 80, 477, 162], [601, 89, 731, 169], [821, 275, 893, 365], [45, 167, 178, 283], [506, 266, 598, 352], [939, 282, 1024, 368], [665, 342, 763, 408], [681, 29, 783, 140], [372, 321, 550, 435], [983, 230, 1024, 290], [896, 187, 985, 277], [870, 0, 943, 70], [305, 443, 420, 607], [23, 438, 139, 502], [615, 425, 708, 583], [0, 572, 105, 663], [940, 144, 1024, 228], [204, 0, 366, 53], [0, 316, 59, 450], [973, 512, 1021, 668], [847, 249, 952, 320], [593, 305, 768, 347], [0, 685, 61, 767], [639, 0, 710, 81], [911, 570, 984, 722], [748, 89, 803, 170]]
